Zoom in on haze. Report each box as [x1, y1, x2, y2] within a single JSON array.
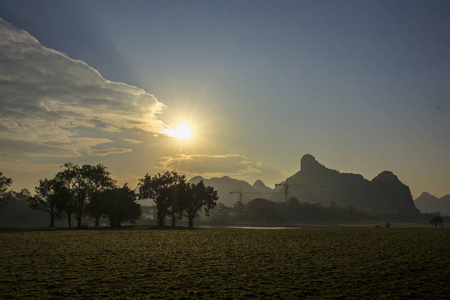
[[0, 0, 449, 198]]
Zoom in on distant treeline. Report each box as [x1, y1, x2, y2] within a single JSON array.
[[0, 165, 218, 229], [0, 168, 446, 229], [209, 197, 444, 226]]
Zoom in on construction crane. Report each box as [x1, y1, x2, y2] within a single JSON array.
[[275, 178, 334, 202], [230, 187, 244, 202], [275, 179, 290, 203], [230, 187, 272, 203]]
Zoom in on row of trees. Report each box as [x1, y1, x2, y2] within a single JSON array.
[[209, 197, 376, 224], [0, 165, 218, 229], [6, 166, 442, 228], [138, 171, 218, 228], [26, 163, 118, 228], [429, 213, 444, 228], [208, 197, 448, 227]]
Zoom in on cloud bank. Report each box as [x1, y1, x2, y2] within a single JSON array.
[[159, 154, 262, 179], [0, 18, 167, 159]]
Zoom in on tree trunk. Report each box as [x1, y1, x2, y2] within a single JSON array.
[[157, 211, 165, 227], [67, 214, 72, 228], [49, 213, 55, 227], [76, 197, 84, 229], [188, 216, 194, 229], [171, 214, 176, 227], [76, 215, 82, 229]]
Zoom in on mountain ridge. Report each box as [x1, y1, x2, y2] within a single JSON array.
[[190, 154, 420, 215], [188, 176, 272, 206], [268, 154, 419, 215], [415, 192, 450, 216]]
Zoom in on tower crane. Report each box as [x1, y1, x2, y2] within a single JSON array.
[[230, 187, 273, 203], [230, 187, 244, 202], [275, 178, 334, 202], [275, 179, 290, 202]]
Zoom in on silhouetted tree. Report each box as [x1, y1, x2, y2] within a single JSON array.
[[87, 190, 107, 227], [54, 181, 77, 228], [429, 213, 443, 228], [167, 180, 188, 227], [27, 178, 62, 227], [93, 184, 141, 227], [232, 199, 248, 222], [138, 171, 186, 227], [0, 189, 50, 227], [211, 203, 232, 224], [55, 163, 116, 228], [0, 171, 13, 209], [184, 181, 218, 229], [284, 196, 301, 221]]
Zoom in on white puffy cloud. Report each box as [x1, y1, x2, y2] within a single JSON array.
[[0, 18, 167, 159], [158, 154, 262, 178]]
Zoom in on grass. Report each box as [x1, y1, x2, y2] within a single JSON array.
[[1, 227, 449, 298]]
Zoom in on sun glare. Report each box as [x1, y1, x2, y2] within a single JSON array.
[[164, 124, 192, 140]]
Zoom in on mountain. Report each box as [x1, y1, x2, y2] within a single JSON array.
[[188, 176, 273, 206], [415, 192, 450, 216], [269, 154, 419, 215], [253, 180, 273, 194]]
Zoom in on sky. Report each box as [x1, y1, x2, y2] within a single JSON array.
[[0, 0, 449, 198]]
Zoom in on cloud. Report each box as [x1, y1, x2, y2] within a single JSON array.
[[1, 155, 60, 172], [0, 18, 167, 159], [158, 154, 262, 178], [123, 138, 143, 144], [0, 139, 81, 158], [87, 147, 133, 157]]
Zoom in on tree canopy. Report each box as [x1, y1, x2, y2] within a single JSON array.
[[184, 180, 218, 228], [27, 178, 63, 227], [429, 213, 444, 228], [55, 163, 116, 228], [91, 184, 141, 227], [0, 171, 13, 209], [138, 171, 186, 227], [138, 172, 218, 228]]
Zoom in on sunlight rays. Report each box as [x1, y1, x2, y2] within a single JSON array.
[[163, 124, 192, 141]]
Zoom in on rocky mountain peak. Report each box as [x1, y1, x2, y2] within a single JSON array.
[[300, 154, 326, 173], [372, 171, 402, 185], [253, 179, 273, 194], [419, 192, 432, 197], [253, 179, 265, 188]]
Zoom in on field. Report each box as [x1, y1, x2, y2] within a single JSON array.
[[1, 228, 449, 299]]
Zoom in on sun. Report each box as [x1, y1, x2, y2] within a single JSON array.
[[164, 124, 192, 141], [174, 124, 192, 140]]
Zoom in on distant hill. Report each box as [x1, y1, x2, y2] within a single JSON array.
[[415, 192, 450, 216], [188, 176, 273, 206], [269, 154, 419, 216], [253, 180, 274, 194]]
